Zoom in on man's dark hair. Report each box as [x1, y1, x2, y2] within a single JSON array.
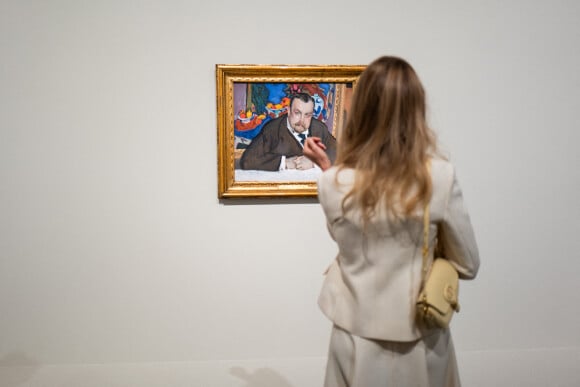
[[289, 93, 315, 109]]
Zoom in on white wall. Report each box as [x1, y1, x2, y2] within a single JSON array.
[[1, 1, 579, 386]]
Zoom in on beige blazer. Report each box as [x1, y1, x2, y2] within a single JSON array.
[[317, 158, 480, 342]]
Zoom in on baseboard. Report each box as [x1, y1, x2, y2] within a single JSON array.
[[1, 347, 578, 387]]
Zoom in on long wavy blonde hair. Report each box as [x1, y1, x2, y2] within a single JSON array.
[[336, 56, 438, 223]]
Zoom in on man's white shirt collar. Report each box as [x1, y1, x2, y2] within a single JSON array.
[[286, 118, 308, 146]]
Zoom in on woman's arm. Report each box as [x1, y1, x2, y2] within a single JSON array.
[[440, 167, 480, 279]]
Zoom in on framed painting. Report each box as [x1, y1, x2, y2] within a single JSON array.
[[216, 64, 365, 198]]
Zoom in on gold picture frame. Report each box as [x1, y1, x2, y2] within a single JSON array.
[[216, 64, 365, 198]]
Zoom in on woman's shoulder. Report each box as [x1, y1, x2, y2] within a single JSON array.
[[430, 156, 453, 170], [430, 157, 456, 183], [317, 166, 355, 203], [429, 157, 460, 213], [319, 166, 356, 187]]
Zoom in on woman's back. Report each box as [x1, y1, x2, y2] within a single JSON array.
[[317, 158, 479, 342]]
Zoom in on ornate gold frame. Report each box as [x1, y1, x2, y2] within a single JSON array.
[[216, 64, 365, 198]]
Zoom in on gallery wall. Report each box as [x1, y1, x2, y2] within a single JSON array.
[[1, 1, 579, 386]]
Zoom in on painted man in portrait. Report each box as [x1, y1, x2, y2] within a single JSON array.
[[239, 93, 337, 171]]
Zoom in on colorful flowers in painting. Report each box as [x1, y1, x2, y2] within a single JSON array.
[[265, 97, 290, 118], [235, 106, 267, 131]]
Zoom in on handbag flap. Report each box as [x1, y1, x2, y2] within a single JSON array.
[[421, 259, 459, 315]]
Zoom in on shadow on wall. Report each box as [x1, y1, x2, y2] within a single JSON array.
[[0, 352, 40, 387], [230, 367, 294, 387]]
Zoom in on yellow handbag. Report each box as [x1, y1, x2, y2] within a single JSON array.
[[416, 198, 460, 329]]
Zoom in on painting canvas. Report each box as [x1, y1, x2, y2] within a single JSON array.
[[216, 64, 365, 198]]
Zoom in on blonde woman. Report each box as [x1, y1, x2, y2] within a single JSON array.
[[304, 56, 480, 387]]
